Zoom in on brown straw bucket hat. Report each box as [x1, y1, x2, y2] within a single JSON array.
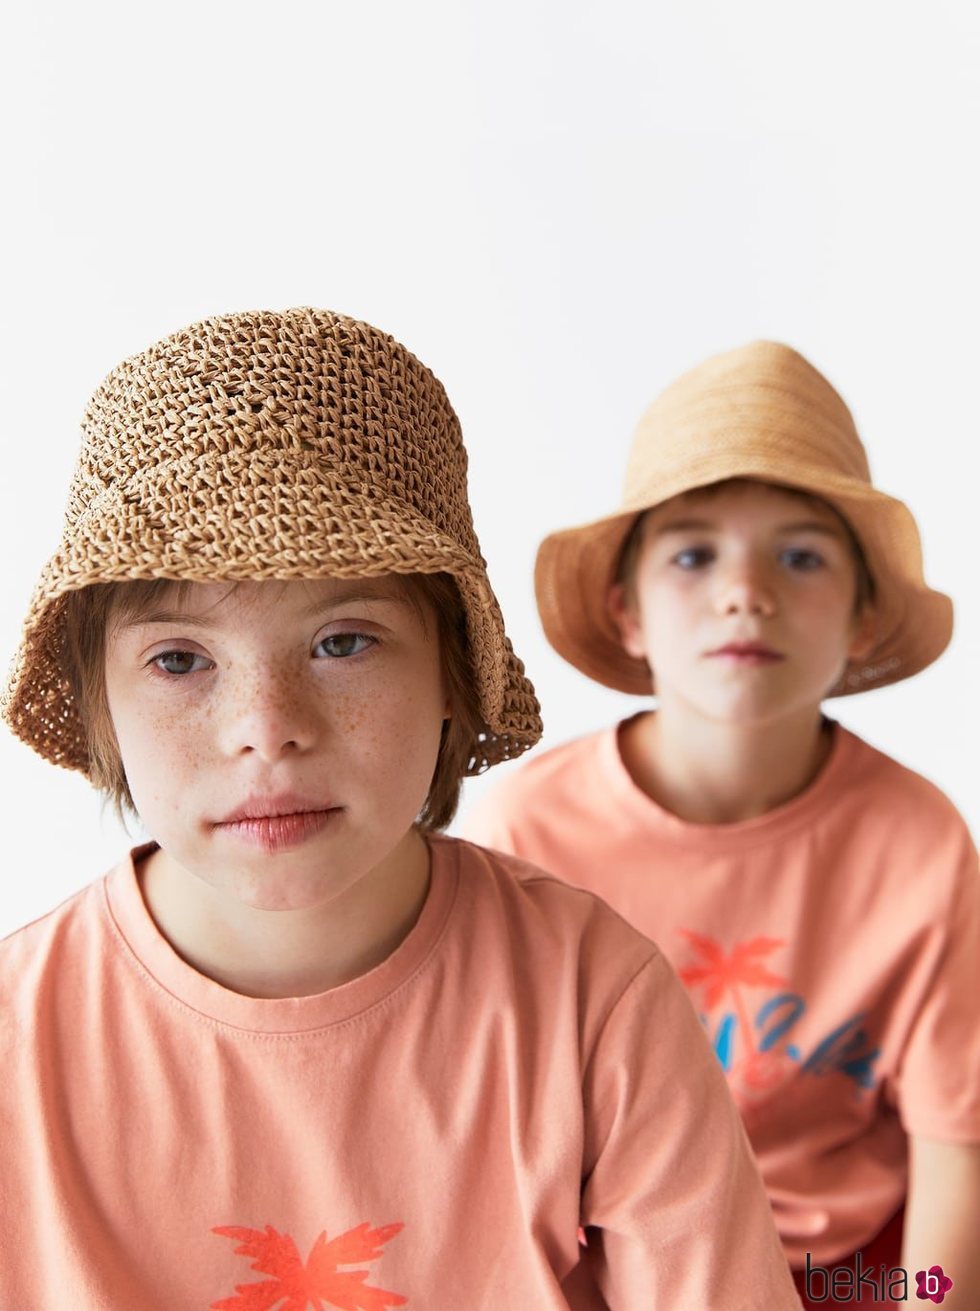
[[3, 307, 542, 775], [536, 340, 953, 697]]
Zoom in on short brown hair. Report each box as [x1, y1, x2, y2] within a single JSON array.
[[61, 571, 484, 833], [614, 478, 876, 614]]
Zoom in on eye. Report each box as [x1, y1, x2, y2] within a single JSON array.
[[151, 650, 211, 676], [313, 632, 375, 659], [780, 548, 824, 571], [671, 546, 715, 570]]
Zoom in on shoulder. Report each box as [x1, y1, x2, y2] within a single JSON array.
[[433, 833, 660, 984], [433, 834, 686, 1055], [0, 879, 102, 958], [829, 727, 977, 918], [0, 879, 106, 1025], [836, 726, 973, 846]]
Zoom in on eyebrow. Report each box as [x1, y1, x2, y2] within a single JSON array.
[[650, 518, 717, 536], [296, 587, 414, 618], [651, 517, 844, 538], [117, 585, 414, 630], [774, 521, 845, 537]]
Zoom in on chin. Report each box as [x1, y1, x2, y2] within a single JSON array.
[[230, 869, 348, 914], [692, 692, 802, 727]]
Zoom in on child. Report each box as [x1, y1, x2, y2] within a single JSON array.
[[0, 311, 800, 1309], [463, 341, 980, 1308]]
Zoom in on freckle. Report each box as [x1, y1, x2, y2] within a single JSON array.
[[339, 704, 367, 732]]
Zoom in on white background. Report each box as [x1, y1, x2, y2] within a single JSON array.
[[0, 1, 977, 937]]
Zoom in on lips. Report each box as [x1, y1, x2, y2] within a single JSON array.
[[217, 793, 336, 825], [706, 641, 785, 663], [213, 794, 341, 854]]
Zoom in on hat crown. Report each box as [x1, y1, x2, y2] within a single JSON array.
[[623, 340, 872, 508], [68, 307, 479, 555]]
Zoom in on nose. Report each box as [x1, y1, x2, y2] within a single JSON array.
[[713, 557, 777, 618], [219, 667, 318, 762]]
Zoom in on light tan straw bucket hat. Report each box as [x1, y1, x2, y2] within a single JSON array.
[[3, 307, 542, 775], [535, 340, 953, 697]]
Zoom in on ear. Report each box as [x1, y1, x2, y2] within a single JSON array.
[[607, 582, 648, 661], [847, 604, 877, 662]]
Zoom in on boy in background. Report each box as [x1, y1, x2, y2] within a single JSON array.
[[0, 310, 800, 1309], [464, 341, 979, 1307]]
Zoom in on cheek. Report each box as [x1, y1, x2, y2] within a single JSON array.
[[636, 582, 698, 656], [111, 696, 205, 800], [359, 674, 445, 756], [797, 582, 858, 643], [329, 691, 391, 772], [329, 658, 446, 764]]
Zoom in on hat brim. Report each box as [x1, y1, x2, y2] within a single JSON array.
[[535, 459, 953, 697], [4, 452, 541, 776]]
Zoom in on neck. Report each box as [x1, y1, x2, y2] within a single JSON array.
[[137, 828, 431, 998], [620, 703, 832, 824]]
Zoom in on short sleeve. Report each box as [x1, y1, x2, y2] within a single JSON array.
[[578, 952, 802, 1310], [895, 819, 980, 1141]]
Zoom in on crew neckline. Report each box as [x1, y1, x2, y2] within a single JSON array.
[[101, 833, 460, 1035], [596, 714, 860, 851]]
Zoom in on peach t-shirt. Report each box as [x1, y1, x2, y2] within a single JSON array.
[[463, 720, 980, 1266], [0, 833, 799, 1310]]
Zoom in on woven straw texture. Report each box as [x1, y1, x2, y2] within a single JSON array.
[[536, 340, 953, 696], [3, 308, 542, 775]]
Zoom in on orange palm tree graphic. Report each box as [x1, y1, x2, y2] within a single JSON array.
[[677, 931, 789, 1068], [212, 1221, 408, 1311]]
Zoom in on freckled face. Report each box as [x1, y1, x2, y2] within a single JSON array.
[[103, 578, 449, 910], [610, 483, 875, 726]]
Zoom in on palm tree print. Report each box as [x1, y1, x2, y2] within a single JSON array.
[[211, 1221, 408, 1311], [677, 931, 789, 1080]]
